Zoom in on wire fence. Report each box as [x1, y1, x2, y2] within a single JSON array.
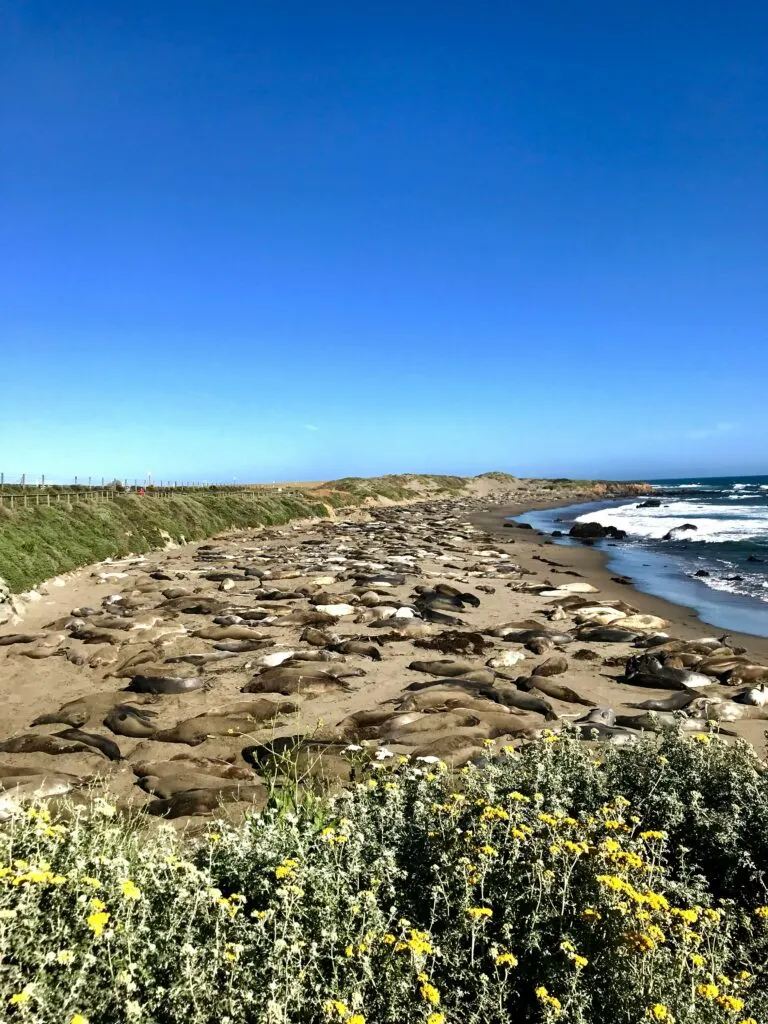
[[0, 474, 299, 510]]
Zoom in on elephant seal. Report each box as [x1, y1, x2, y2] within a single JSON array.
[[104, 705, 158, 738], [577, 707, 616, 727], [242, 673, 351, 697], [241, 736, 340, 769], [573, 710, 638, 744], [577, 626, 640, 643], [732, 684, 768, 706], [532, 655, 569, 678], [0, 734, 99, 757], [516, 676, 596, 708], [138, 773, 253, 799], [625, 691, 701, 712], [491, 684, 558, 721], [331, 640, 382, 661], [152, 714, 266, 746], [623, 655, 712, 691], [207, 698, 298, 720], [55, 729, 123, 761], [192, 625, 271, 642], [146, 785, 266, 819], [0, 633, 42, 646], [126, 675, 205, 695], [408, 660, 495, 683], [503, 630, 574, 646], [132, 757, 253, 781]]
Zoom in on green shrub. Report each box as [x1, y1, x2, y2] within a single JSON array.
[[1, 730, 768, 1023]]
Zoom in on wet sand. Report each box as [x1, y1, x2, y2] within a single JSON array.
[[474, 500, 768, 660]]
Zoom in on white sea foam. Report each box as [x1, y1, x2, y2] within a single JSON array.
[[574, 501, 768, 543]]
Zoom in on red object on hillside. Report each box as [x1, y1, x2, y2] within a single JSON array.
[[138, 487, 146, 497]]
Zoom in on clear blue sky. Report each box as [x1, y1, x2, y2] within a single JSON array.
[[2, 1, 766, 483]]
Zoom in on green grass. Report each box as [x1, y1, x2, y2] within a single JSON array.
[[2, 730, 768, 1023], [0, 491, 327, 593]]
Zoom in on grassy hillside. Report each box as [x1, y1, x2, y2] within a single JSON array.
[[0, 490, 328, 594]]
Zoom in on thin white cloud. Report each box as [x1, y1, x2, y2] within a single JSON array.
[[304, 424, 319, 432], [686, 422, 737, 441]]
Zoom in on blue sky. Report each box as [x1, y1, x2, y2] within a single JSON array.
[[1, 1, 766, 483]]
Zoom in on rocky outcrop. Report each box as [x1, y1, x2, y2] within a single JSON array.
[[568, 522, 627, 541]]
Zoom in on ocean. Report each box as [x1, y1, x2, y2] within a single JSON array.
[[513, 476, 768, 638]]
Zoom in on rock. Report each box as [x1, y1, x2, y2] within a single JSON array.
[[568, 522, 627, 541], [637, 499, 662, 508], [661, 524, 697, 541], [694, 570, 710, 578], [551, 530, 563, 537], [532, 654, 568, 677]]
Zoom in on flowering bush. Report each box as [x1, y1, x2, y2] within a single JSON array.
[[2, 730, 768, 1023]]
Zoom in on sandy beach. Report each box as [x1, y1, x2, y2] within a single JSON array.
[[2, 487, 767, 828]]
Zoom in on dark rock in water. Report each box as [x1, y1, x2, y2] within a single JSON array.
[[662, 523, 697, 541], [551, 530, 563, 537], [569, 522, 627, 541], [611, 576, 633, 586], [695, 569, 710, 577], [515, 522, 533, 530], [637, 499, 662, 508], [747, 555, 764, 564], [727, 575, 744, 582]]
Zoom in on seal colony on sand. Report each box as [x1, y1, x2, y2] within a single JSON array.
[[2, 489, 768, 829]]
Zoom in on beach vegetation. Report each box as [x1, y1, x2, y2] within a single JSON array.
[[2, 729, 768, 1023]]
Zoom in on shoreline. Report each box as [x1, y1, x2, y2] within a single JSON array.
[[471, 499, 768, 660]]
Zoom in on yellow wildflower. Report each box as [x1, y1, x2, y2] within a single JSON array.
[[697, 984, 720, 1000], [86, 911, 110, 937], [581, 908, 602, 921], [690, 953, 705, 968], [753, 906, 768, 918], [671, 908, 698, 925], [381, 934, 396, 945], [420, 982, 440, 1005], [478, 845, 498, 857], [535, 986, 562, 1014], [509, 791, 530, 802], [9, 992, 31, 1006], [640, 830, 666, 841], [466, 907, 493, 921], [480, 806, 509, 821], [70, 1015, 90, 1024], [120, 880, 142, 901], [348, 1017, 365, 1024], [717, 996, 745, 1012], [646, 1006, 672, 1022], [56, 950, 75, 964], [495, 952, 519, 967], [693, 733, 710, 744], [275, 859, 298, 880], [426, 1015, 446, 1024], [325, 1000, 350, 1018]]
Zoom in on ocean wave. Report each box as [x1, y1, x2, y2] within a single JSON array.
[[574, 500, 768, 543], [698, 575, 768, 603]]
